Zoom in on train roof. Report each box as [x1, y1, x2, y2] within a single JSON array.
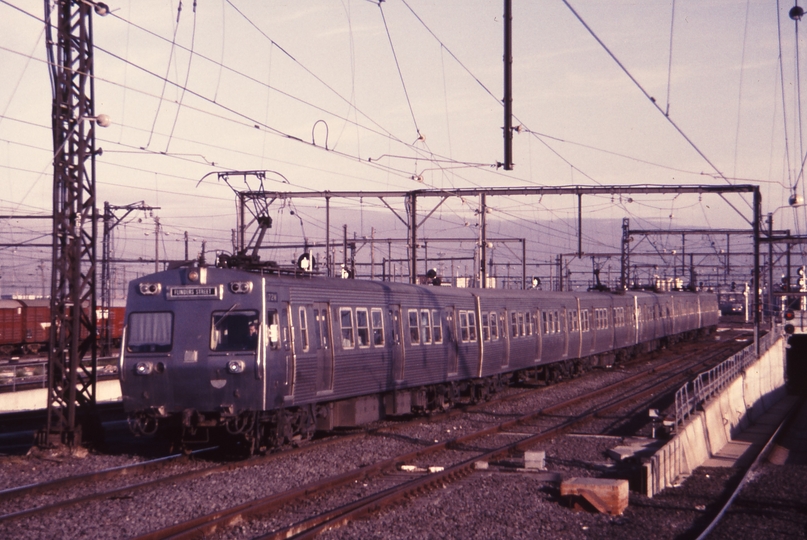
[[0, 299, 23, 309], [18, 298, 51, 308], [132, 266, 711, 301]]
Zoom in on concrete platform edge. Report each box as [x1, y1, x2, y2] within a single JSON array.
[[643, 335, 786, 498]]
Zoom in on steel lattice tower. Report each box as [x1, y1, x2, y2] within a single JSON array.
[[36, 0, 102, 448]]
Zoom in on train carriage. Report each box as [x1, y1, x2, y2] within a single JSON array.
[[0, 299, 25, 355], [121, 264, 718, 452]]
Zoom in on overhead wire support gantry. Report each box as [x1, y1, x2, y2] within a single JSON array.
[[233, 183, 763, 350], [101, 201, 160, 356]]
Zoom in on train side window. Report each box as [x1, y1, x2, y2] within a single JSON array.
[[481, 313, 490, 341], [420, 310, 432, 344], [127, 312, 173, 353], [490, 312, 499, 341], [408, 309, 420, 344], [267, 309, 280, 350], [340, 308, 354, 349], [569, 310, 579, 332], [315, 309, 329, 349], [518, 312, 525, 336], [432, 309, 442, 343], [525, 312, 532, 336], [459, 311, 469, 342], [581, 310, 590, 332], [511, 312, 518, 338], [467, 311, 478, 341], [211, 310, 260, 352], [356, 308, 370, 348], [542, 311, 548, 334], [371, 308, 384, 346], [299, 307, 309, 352]]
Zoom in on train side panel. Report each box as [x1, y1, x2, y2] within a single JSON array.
[[0, 300, 24, 353]]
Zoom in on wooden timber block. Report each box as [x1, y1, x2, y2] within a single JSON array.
[[524, 450, 545, 470], [560, 477, 629, 516]]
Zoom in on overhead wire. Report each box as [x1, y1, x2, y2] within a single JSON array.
[[376, 1, 421, 143], [165, 0, 198, 152], [731, 0, 752, 181], [144, 0, 184, 149], [559, 0, 740, 192]]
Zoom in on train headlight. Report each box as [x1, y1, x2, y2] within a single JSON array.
[[229, 281, 253, 294], [188, 269, 200, 282], [135, 361, 153, 375], [227, 360, 245, 374], [138, 283, 161, 295]]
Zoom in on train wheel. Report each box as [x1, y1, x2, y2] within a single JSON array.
[[470, 380, 488, 403]]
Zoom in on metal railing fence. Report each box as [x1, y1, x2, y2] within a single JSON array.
[[674, 329, 780, 429]]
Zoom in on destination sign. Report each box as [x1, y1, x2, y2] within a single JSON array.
[[168, 286, 221, 300]]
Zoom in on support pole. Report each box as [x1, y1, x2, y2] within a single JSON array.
[[577, 193, 583, 258], [343, 224, 348, 276], [325, 197, 331, 277], [371, 227, 375, 280], [521, 238, 526, 290], [238, 192, 246, 254], [767, 213, 773, 321], [502, 0, 513, 170], [479, 193, 487, 288], [39, 0, 101, 449], [408, 193, 417, 284], [154, 217, 160, 273], [620, 218, 630, 290], [753, 189, 761, 355], [786, 242, 792, 308]]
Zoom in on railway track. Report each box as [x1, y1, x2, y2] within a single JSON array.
[[0, 330, 750, 539], [133, 334, 747, 539], [177, 335, 747, 540], [694, 395, 807, 539]]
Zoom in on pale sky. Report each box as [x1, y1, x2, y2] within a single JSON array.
[[0, 0, 802, 292]]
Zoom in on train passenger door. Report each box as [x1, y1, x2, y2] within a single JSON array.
[[313, 303, 334, 394], [282, 303, 296, 400], [390, 305, 405, 382], [499, 310, 510, 368], [561, 308, 569, 357], [534, 308, 542, 363], [443, 307, 459, 375]]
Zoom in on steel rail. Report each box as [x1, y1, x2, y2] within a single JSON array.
[[0, 450, 199, 504], [694, 397, 805, 540], [0, 434, 360, 525]]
